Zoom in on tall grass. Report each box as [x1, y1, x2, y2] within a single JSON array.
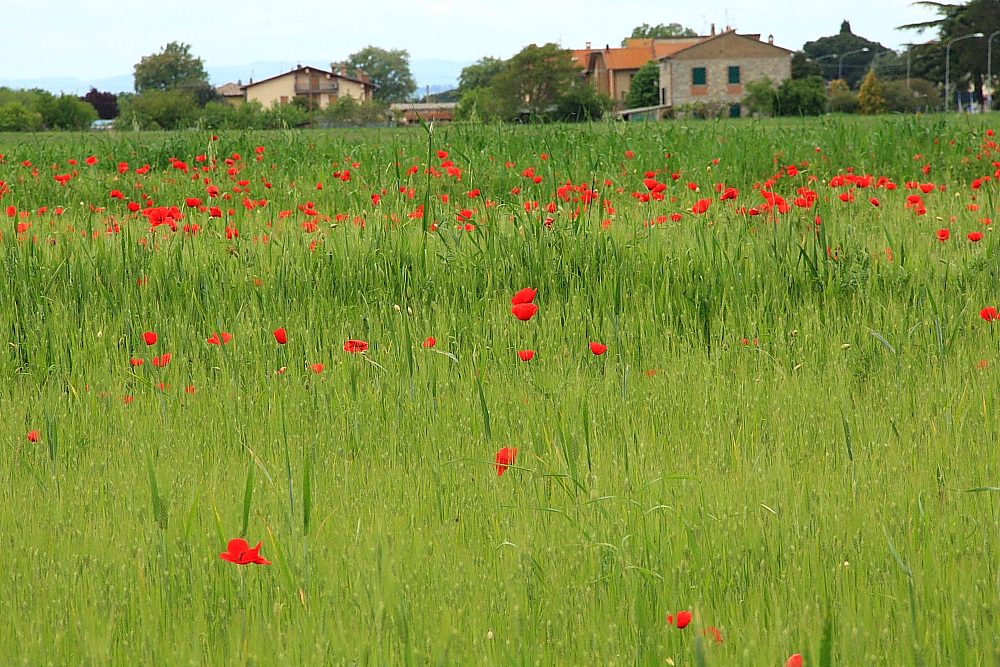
[[0, 115, 999, 665]]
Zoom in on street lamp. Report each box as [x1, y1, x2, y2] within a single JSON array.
[[839, 47, 870, 80], [868, 49, 894, 75], [813, 52, 838, 79], [988, 30, 1000, 111], [946, 32, 984, 112]]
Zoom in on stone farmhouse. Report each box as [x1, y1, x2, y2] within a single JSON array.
[[574, 29, 792, 118], [225, 65, 376, 110], [658, 30, 792, 117]]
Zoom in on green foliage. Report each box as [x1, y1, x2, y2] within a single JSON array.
[[829, 90, 860, 114], [33, 92, 99, 130], [457, 57, 507, 97], [453, 86, 518, 122], [803, 21, 887, 88], [858, 70, 889, 114], [900, 0, 1000, 97], [553, 82, 613, 122], [883, 78, 942, 113], [488, 43, 581, 120], [0, 102, 42, 131], [776, 75, 828, 116], [335, 46, 416, 102], [791, 52, 823, 79], [134, 42, 209, 94], [621, 22, 697, 45], [742, 77, 779, 116], [625, 60, 660, 109], [119, 89, 198, 130], [317, 96, 389, 126], [744, 76, 827, 117]]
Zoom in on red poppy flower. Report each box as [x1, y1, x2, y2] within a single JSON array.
[[219, 538, 271, 565], [124, 396, 135, 405], [785, 655, 803, 667], [110, 189, 125, 199], [185, 197, 203, 208], [310, 363, 324, 374], [702, 627, 723, 643], [273, 328, 287, 344], [969, 232, 984, 242], [691, 198, 711, 214], [207, 333, 232, 345], [141, 331, 157, 346], [437, 150, 449, 159], [495, 446, 518, 475], [511, 303, 539, 321], [869, 197, 880, 207], [590, 342, 608, 355], [85, 156, 98, 166], [518, 350, 535, 361], [937, 229, 950, 241], [27, 430, 40, 442], [185, 385, 196, 394], [982, 307, 998, 322], [423, 337, 436, 348], [668, 611, 692, 629], [344, 340, 368, 353], [511, 288, 537, 305], [130, 358, 144, 367], [152, 353, 172, 367]]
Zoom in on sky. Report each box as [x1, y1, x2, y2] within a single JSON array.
[[0, 0, 941, 88]]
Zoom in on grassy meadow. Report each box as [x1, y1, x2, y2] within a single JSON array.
[[2, 115, 1000, 665]]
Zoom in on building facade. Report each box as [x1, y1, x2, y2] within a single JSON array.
[[241, 65, 376, 110], [658, 31, 792, 117]]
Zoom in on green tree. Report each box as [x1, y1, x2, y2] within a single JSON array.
[[119, 89, 198, 130], [622, 22, 697, 46], [802, 21, 888, 88], [454, 86, 518, 122], [335, 46, 416, 102], [858, 70, 888, 114], [457, 57, 507, 97], [554, 82, 614, 122], [791, 52, 823, 79], [883, 78, 941, 112], [33, 92, 98, 130], [776, 76, 828, 115], [900, 0, 1000, 108], [488, 43, 580, 120], [134, 42, 210, 94], [0, 102, 43, 131], [742, 77, 779, 116], [625, 61, 660, 108]]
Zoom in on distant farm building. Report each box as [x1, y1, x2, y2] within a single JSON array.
[[216, 82, 245, 107], [239, 65, 376, 110], [575, 29, 792, 118], [390, 102, 457, 125]]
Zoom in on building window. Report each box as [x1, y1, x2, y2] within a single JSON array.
[[728, 66, 741, 84], [661, 88, 666, 105], [279, 95, 289, 105], [692, 67, 706, 86], [729, 103, 741, 118]]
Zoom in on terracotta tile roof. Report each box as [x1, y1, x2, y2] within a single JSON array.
[[216, 82, 244, 97], [574, 39, 710, 73]]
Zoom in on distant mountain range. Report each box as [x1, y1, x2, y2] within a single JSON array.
[[0, 59, 471, 97]]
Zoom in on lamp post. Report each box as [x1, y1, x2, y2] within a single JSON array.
[[946, 32, 984, 112], [839, 47, 870, 81], [813, 53, 838, 80], [988, 31, 1000, 111], [868, 49, 893, 75]]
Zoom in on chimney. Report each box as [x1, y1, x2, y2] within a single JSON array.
[[768, 34, 774, 44], [711, 23, 716, 36], [586, 41, 591, 50], [605, 44, 610, 51], [339, 65, 347, 76]]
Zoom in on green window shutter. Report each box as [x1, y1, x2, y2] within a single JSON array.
[[692, 67, 707, 86], [729, 66, 741, 84]]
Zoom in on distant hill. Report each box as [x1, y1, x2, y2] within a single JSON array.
[[0, 59, 473, 97]]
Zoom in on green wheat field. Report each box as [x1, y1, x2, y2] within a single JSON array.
[[1, 115, 1000, 666]]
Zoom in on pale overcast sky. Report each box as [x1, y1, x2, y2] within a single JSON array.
[[1, 0, 939, 80]]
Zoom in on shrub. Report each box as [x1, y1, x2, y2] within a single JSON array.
[[858, 71, 888, 115], [34, 92, 99, 130], [776, 76, 828, 116], [0, 102, 43, 131], [625, 61, 660, 109], [119, 89, 198, 130], [743, 77, 778, 116]]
